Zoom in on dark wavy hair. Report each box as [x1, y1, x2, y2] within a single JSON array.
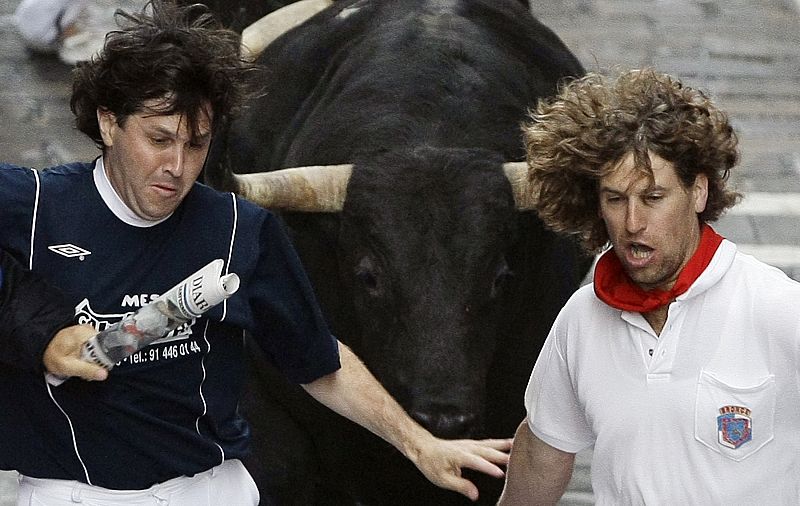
[[70, 0, 257, 149], [523, 68, 741, 253]]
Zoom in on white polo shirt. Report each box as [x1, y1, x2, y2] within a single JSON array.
[[526, 240, 800, 504]]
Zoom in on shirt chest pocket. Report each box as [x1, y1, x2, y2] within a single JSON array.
[[694, 370, 775, 461]]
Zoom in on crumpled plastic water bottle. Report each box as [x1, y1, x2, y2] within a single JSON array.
[[46, 259, 239, 385]]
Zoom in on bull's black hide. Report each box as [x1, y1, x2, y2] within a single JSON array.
[[205, 0, 590, 504], [190, 0, 533, 32]]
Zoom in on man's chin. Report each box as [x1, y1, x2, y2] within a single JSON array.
[[139, 206, 176, 222], [625, 268, 668, 292]]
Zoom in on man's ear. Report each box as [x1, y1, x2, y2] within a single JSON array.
[[97, 108, 116, 147], [693, 174, 709, 213]]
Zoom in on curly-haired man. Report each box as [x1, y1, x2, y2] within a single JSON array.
[[499, 68, 800, 504], [0, 2, 510, 504]]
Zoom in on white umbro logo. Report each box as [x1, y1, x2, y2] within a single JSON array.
[[48, 244, 92, 261]]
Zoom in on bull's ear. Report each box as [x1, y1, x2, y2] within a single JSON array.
[[233, 164, 354, 212], [503, 161, 537, 210], [241, 0, 334, 60]]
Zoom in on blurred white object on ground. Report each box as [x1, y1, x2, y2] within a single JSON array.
[[13, 0, 86, 53], [14, 0, 147, 65]]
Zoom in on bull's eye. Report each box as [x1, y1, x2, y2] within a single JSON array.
[[355, 256, 381, 296], [490, 260, 514, 299]]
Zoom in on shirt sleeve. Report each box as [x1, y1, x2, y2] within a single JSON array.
[[0, 164, 39, 262], [524, 312, 594, 453], [246, 212, 341, 384], [0, 249, 75, 373]]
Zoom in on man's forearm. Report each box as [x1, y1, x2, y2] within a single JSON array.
[[301, 341, 431, 459], [498, 420, 575, 505], [302, 341, 511, 500]]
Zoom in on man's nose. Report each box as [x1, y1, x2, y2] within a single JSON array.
[[163, 146, 185, 177], [625, 201, 646, 233]]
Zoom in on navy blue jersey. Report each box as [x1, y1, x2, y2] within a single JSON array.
[[0, 161, 340, 489]]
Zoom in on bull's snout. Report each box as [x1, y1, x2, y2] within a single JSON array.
[[410, 408, 480, 439]]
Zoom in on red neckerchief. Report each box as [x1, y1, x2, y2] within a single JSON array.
[[594, 224, 724, 312]]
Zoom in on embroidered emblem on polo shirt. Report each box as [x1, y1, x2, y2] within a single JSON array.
[[48, 243, 91, 261], [717, 405, 752, 449]]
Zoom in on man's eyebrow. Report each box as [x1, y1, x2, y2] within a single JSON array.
[[144, 124, 179, 137], [599, 182, 666, 195], [145, 124, 212, 142]]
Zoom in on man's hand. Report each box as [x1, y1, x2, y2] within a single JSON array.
[[43, 325, 108, 381], [409, 436, 512, 502], [304, 342, 512, 501]]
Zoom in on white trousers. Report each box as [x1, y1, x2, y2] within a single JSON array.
[[17, 459, 259, 506]]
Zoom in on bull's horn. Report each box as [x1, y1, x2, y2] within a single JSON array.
[[503, 161, 537, 210], [241, 0, 334, 60], [233, 164, 353, 212]]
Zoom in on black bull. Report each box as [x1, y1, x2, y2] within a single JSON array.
[[204, 0, 591, 503]]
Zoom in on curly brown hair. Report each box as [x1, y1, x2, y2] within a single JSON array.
[[70, 0, 257, 149], [523, 68, 741, 253]]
